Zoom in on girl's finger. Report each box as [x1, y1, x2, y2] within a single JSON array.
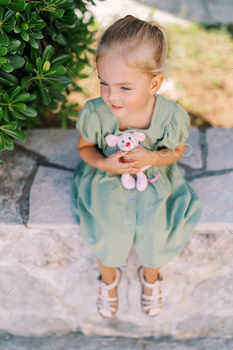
[[112, 151, 129, 159], [129, 168, 142, 173], [119, 161, 138, 169]]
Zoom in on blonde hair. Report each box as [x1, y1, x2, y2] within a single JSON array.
[[93, 15, 170, 81]]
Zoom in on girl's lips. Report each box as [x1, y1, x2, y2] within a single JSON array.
[[112, 104, 123, 110]]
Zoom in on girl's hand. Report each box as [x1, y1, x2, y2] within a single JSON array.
[[98, 151, 142, 174], [122, 148, 152, 168]]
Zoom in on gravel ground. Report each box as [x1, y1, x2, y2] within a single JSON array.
[[1, 333, 233, 350]]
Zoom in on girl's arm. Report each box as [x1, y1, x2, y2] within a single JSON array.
[[122, 142, 186, 168], [78, 135, 141, 174]]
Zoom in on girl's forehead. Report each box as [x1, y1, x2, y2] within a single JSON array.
[[97, 53, 147, 83]]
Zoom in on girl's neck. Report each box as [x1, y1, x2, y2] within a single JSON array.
[[118, 95, 156, 131]]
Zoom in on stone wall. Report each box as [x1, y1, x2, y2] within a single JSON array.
[[0, 127, 233, 338]]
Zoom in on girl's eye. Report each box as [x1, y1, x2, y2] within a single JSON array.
[[100, 81, 130, 91]]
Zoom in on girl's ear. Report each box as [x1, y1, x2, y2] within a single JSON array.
[[105, 134, 119, 147], [133, 132, 145, 142]]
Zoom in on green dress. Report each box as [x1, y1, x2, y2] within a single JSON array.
[[70, 93, 204, 268]]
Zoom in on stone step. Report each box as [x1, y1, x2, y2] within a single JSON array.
[[0, 126, 233, 338]]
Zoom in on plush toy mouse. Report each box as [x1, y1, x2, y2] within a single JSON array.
[[105, 132, 160, 191]]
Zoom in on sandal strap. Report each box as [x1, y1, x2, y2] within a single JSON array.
[[96, 268, 122, 315], [138, 266, 163, 314]]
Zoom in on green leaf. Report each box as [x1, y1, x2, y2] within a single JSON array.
[[42, 61, 50, 73], [25, 61, 37, 74], [69, 110, 79, 117], [12, 92, 29, 102], [0, 133, 5, 151], [0, 71, 18, 86], [1, 131, 13, 144], [9, 85, 22, 99], [30, 47, 40, 66], [28, 36, 39, 49], [43, 79, 65, 90], [0, 108, 3, 122], [0, 27, 10, 45], [14, 25, 21, 33], [1, 62, 13, 72], [11, 109, 26, 120], [20, 30, 29, 41], [5, 54, 25, 69], [30, 32, 43, 40], [44, 75, 72, 84], [16, 92, 36, 103], [21, 23, 28, 30], [37, 84, 50, 105], [0, 122, 16, 129], [20, 106, 37, 117], [0, 0, 10, 5], [2, 106, 10, 121], [6, 39, 21, 53], [44, 65, 66, 76], [42, 45, 55, 64], [51, 54, 71, 67], [3, 93, 10, 103], [36, 56, 42, 71], [56, 33, 67, 46], [7, 0, 26, 12], [21, 75, 34, 89], [2, 127, 26, 141], [0, 6, 5, 22], [0, 56, 7, 63], [0, 46, 7, 56], [12, 102, 26, 110], [46, 8, 64, 18], [4, 18, 16, 33]]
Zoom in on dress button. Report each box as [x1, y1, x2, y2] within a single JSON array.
[[128, 225, 134, 231], [129, 200, 134, 205]]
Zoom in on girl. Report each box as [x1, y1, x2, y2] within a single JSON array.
[[70, 15, 203, 319]]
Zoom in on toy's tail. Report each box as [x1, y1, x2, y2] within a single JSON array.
[[147, 174, 160, 183]]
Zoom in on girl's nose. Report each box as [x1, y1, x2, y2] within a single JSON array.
[[126, 142, 131, 147], [108, 88, 119, 102]]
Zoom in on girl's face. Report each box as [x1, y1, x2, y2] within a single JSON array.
[[97, 52, 157, 120]]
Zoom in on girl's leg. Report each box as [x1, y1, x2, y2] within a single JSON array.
[[96, 257, 117, 298], [143, 266, 160, 295]]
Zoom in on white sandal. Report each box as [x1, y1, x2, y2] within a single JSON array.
[[138, 266, 163, 317], [96, 267, 122, 319]]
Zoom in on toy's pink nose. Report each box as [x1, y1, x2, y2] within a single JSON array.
[[126, 142, 131, 147]]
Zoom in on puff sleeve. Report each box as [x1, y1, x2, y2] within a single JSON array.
[[157, 103, 190, 150], [75, 100, 101, 146]]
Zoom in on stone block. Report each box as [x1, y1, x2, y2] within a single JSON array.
[[14, 129, 81, 169], [0, 148, 36, 224], [27, 167, 77, 226], [207, 128, 233, 171], [189, 172, 233, 224], [179, 128, 202, 169]]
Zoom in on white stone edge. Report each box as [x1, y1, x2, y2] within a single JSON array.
[[0, 223, 233, 233]]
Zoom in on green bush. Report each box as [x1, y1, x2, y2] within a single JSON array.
[[0, 0, 103, 164]]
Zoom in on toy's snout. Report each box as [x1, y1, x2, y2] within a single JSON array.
[[126, 142, 131, 147]]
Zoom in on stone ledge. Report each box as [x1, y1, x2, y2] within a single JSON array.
[[0, 127, 233, 338]]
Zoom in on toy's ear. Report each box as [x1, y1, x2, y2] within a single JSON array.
[[133, 132, 145, 142], [105, 134, 119, 147]]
